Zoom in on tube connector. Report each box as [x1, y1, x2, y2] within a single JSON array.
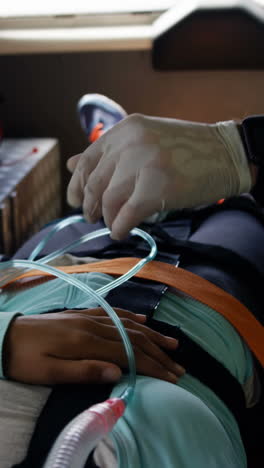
[[43, 398, 125, 468]]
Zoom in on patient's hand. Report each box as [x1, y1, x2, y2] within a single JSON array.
[[4, 308, 184, 385]]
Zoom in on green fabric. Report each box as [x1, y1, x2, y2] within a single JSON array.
[[0, 273, 252, 467], [110, 290, 251, 467]]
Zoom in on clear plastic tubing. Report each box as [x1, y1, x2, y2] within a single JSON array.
[[43, 397, 127, 468], [0, 225, 157, 467], [0, 215, 85, 288], [28, 215, 85, 262], [38, 227, 157, 299], [0, 227, 157, 399]]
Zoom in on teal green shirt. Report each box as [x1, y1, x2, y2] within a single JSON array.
[[0, 272, 252, 467]]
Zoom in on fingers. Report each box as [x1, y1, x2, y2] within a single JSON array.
[[66, 142, 103, 208], [87, 316, 178, 351], [125, 330, 184, 378], [111, 167, 167, 239], [37, 358, 122, 385], [7, 308, 185, 387], [107, 338, 181, 384], [82, 154, 137, 228], [47, 332, 182, 385], [66, 114, 177, 237], [57, 313, 184, 380], [63, 308, 179, 352], [66, 122, 124, 210], [63, 307, 147, 323], [101, 170, 135, 230], [99, 147, 156, 231], [67, 154, 82, 173], [82, 156, 117, 223]]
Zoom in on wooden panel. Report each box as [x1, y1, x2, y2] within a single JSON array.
[[12, 142, 61, 250], [0, 139, 61, 255], [0, 196, 13, 255]]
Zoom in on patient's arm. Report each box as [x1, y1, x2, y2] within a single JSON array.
[[3, 307, 184, 386]]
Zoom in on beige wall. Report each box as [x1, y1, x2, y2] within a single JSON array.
[[0, 50, 263, 207]]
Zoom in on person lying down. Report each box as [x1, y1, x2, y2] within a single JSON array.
[[0, 196, 262, 468], [0, 115, 263, 467]]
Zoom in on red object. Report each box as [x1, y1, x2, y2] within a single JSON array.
[[217, 198, 225, 204], [86, 398, 126, 432], [89, 123, 104, 143]]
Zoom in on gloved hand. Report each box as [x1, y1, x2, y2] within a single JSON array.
[[67, 114, 252, 240]]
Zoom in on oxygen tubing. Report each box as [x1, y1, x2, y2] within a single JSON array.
[[0, 226, 157, 400], [0, 223, 157, 467], [28, 215, 85, 262], [0, 215, 86, 288], [0, 258, 136, 399]]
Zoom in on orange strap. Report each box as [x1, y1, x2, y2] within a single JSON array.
[[4, 257, 264, 366]]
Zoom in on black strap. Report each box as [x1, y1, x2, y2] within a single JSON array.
[[146, 319, 262, 459], [148, 226, 264, 325], [146, 318, 247, 428]]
